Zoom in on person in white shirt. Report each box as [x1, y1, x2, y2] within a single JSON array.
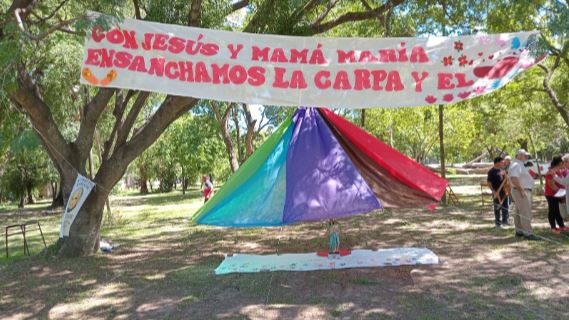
[[508, 149, 540, 240]]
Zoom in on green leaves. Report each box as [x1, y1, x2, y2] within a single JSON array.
[[130, 111, 229, 191]]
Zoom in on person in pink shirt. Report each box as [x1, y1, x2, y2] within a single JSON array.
[[544, 156, 567, 233]]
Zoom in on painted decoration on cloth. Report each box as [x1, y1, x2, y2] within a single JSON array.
[[81, 12, 544, 109], [214, 248, 440, 274], [60, 174, 96, 238]]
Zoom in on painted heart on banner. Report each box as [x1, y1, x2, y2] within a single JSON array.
[[425, 96, 437, 104], [443, 94, 454, 102], [474, 86, 486, 94], [458, 91, 471, 99]]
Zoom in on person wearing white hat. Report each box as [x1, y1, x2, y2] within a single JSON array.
[[508, 149, 540, 240], [503, 156, 512, 171]]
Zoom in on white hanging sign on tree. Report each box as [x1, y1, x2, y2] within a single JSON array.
[[59, 174, 96, 238], [80, 12, 545, 108]]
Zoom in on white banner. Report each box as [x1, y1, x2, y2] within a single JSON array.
[[59, 174, 96, 238], [81, 12, 544, 108]]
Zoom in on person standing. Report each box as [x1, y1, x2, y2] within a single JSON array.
[[201, 175, 214, 203], [487, 157, 509, 228], [509, 149, 540, 240], [557, 154, 569, 220], [544, 156, 566, 233]]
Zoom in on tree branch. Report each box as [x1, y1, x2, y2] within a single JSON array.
[[233, 107, 242, 163], [10, 72, 71, 167], [9, 98, 65, 176], [101, 96, 198, 186], [538, 59, 569, 127], [309, 0, 404, 34], [133, 0, 142, 19], [115, 91, 150, 148], [14, 8, 81, 41], [441, 1, 462, 27], [290, 0, 321, 23], [311, 0, 341, 27], [242, 0, 277, 33], [75, 88, 115, 160], [101, 90, 135, 161], [29, 0, 69, 24]]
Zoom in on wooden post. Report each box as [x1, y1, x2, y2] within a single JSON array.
[[438, 104, 447, 204]]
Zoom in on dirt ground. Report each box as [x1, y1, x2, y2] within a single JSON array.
[[1, 188, 568, 319]]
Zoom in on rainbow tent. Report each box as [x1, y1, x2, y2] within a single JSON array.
[[192, 107, 448, 227]]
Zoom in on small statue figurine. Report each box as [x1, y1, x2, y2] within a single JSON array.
[[327, 219, 340, 254]]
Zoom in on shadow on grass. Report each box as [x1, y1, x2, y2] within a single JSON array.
[[0, 189, 567, 319]]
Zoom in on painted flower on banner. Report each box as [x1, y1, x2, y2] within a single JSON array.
[[442, 56, 453, 66], [454, 40, 463, 51], [458, 55, 468, 67]]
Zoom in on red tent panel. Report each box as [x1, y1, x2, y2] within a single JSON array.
[[319, 108, 447, 204]]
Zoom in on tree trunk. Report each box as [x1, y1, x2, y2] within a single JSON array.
[[225, 137, 240, 172], [211, 102, 240, 172], [233, 107, 242, 163], [242, 104, 257, 161], [56, 148, 127, 256], [51, 181, 57, 201], [139, 167, 149, 194], [18, 194, 25, 208], [181, 166, 186, 195], [438, 104, 447, 204], [51, 184, 63, 208], [26, 183, 34, 204], [528, 133, 544, 187], [140, 178, 148, 194], [517, 140, 528, 151], [57, 186, 108, 257], [105, 198, 112, 225]]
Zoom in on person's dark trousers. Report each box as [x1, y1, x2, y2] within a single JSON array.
[[493, 197, 509, 226], [501, 198, 509, 224], [545, 196, 565, 229]]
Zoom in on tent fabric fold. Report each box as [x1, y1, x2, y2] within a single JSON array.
[[319, 109, 442, 208], [194, 107, 447, 227], [282, 108, 381, 224], [319, 108, 448, 203]]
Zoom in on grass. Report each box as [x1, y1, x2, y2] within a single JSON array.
[[0, 177, 568, 319]]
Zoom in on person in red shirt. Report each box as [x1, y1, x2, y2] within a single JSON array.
[[544, 156, 566, 233]]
